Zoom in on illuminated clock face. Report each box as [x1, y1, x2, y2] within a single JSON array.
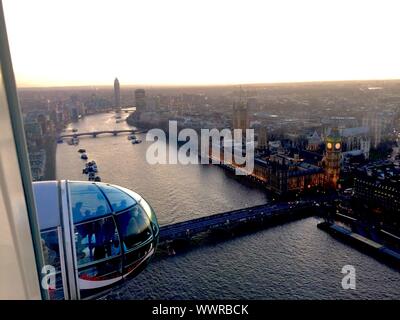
[[335, 142, 341, 150], [327, 142, 333, 150]]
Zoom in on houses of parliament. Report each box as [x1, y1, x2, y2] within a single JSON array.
[[218, 98, 343, 196]]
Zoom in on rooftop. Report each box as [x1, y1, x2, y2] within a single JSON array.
[[340, 126, 369, 137], [356, 161, 400, 187]]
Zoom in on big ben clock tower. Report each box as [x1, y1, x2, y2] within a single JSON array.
[[325, 127, 341, 189]]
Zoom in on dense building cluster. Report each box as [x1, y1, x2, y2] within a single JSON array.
[[354, 162, 400, 219], [20, 80, 400, 231]]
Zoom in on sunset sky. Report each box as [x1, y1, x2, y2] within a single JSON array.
[[3, 0, 400, 87]]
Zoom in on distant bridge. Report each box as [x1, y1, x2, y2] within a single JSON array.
[[58, 129, 141, 139], [159, 201, 316, 243]]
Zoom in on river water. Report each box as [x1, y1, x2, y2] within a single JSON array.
[[56, 112, 400, 299]]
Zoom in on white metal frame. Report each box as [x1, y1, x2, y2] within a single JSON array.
[[0, 0, 44, 299]]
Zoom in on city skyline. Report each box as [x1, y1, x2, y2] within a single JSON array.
[[3, 0, 400, 87], [1, 0, 400, 304]]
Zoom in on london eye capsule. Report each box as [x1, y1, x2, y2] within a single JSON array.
[[33, 180, 159, 299]]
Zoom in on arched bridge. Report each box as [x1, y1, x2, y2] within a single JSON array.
[[58, 129, 140, 139], [159, 201, 316, 243]]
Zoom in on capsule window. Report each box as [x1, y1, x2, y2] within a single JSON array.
[[40, 229, 64, 300], [98, 184, 136, 213], [74, 216, 121, 266], [140, 197, 159, 236], [124, 242, 153, 274], [69, 182, 112, 223], [115, 205, 152, 251]]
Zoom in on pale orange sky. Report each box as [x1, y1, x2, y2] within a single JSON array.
[[3, 0, 400, 87]]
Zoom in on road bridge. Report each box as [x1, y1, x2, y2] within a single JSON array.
[[159, 201, 316, 243], [58, 129, 141, 139]]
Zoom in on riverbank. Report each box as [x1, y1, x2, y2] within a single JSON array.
[[318, 221, 400, 269]]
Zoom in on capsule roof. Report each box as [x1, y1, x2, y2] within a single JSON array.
[[33, 181, 148, 230]]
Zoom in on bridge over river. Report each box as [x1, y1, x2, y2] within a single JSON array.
[[159, 200, 318, 243], [58, 129, 142, 139]]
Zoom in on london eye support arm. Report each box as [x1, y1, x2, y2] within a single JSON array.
[[0, 0, 48, 299]]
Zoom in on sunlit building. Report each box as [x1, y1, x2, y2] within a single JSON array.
[[222, 151, 325, 195], [263, 154, 325, 195]]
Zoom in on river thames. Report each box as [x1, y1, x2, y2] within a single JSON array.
[[56, 111, 400, 299]]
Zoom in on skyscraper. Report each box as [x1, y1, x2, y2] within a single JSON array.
[[362, 113, 382, 149], [134, 89, 146, 113], [257, 126, 268, 149], [114, 78, 120, 109]]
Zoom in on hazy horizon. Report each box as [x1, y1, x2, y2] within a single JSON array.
[[15, 78, 400, 91], [4, 0, 400, 87]]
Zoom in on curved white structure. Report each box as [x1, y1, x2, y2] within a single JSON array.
[[33, 180, 159, 299]]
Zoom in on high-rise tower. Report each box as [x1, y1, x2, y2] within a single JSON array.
[[325, 127, 341, 189], [362, 113, 382, 148], [257, 126, 268, 149], [114, 78, 120, 109], [134, 89, 146, 113], [232, 100, 249, 131]]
